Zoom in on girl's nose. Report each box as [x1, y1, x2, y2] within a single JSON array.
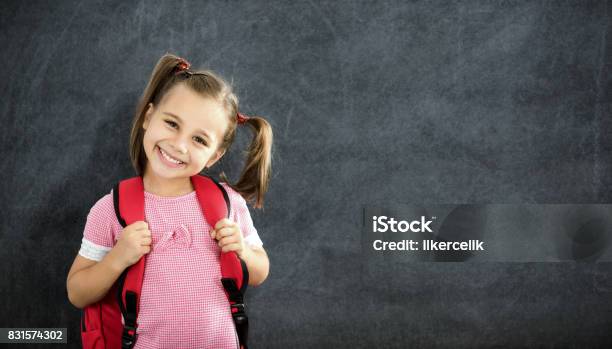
[[174, 143, 188, 154], [172, 137, 189, 155]]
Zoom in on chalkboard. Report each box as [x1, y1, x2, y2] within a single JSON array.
[[1, 0, 610, 347]]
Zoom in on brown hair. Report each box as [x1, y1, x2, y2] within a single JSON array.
[[129, 53, 273, 208]]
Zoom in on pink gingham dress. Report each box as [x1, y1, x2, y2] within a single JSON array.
[[78, 183, 263, 349]]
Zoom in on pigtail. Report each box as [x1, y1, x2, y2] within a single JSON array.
[[129, 53, 186, 175], [221, 116, 273, 209]]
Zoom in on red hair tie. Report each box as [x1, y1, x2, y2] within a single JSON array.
[[175, 58, 191, 74], [236, 112, 250, 125]]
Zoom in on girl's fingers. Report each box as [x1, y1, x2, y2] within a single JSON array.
[[214, 218, 235, 231], [221, 243, 241, 253], [218, 235, 238, 247], [211, 226, 237, 240], [132, 221, 148, 230], [218, 227, 236, 238]]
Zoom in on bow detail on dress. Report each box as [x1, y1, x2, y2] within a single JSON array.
[[154, 224, 193, 251]]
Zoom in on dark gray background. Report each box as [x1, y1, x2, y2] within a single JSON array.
[[1, 0, 611, 348]]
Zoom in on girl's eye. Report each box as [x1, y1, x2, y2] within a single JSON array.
[[165, 120, 178, 128], [194, 136, 207, 146]]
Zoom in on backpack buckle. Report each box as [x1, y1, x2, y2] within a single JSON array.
[[122, 325, 138, 349], [231, 302, 246, 313], [231, 302, 248, 326]]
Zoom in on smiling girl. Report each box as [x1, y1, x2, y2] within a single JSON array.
[[66, 53, 272, 348]]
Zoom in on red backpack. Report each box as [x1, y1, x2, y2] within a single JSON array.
[[80, 175, 249, 349]]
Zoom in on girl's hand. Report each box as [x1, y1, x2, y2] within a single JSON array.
[[211, 218, 246, 257], [113, 221, 152, 269]]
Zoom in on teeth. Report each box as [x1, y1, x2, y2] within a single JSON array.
[[159, 147, 184, 164]]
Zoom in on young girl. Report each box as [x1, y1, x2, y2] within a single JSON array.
[[66, 53, 272, 348]]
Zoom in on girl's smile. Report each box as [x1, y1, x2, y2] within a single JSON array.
[[156, 145, 187, 168]]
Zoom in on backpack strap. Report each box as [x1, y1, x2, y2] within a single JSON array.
[[191, 175, 250, 349], [113, 175, 250, 349], [112, 177, 145, 349]]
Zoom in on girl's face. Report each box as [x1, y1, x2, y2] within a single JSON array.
[[142, 83, 228, 181]]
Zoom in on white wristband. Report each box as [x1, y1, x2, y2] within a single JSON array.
[[78, 238, 112, 262]]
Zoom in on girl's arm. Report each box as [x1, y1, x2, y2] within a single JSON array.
[[66, 248, 127, 309], [239, 245, 270, 286], [67, 221, 152, 308]]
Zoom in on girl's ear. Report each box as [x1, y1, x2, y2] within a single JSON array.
[[206, 149, 226, 168], [143, 103, 154, 130]]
